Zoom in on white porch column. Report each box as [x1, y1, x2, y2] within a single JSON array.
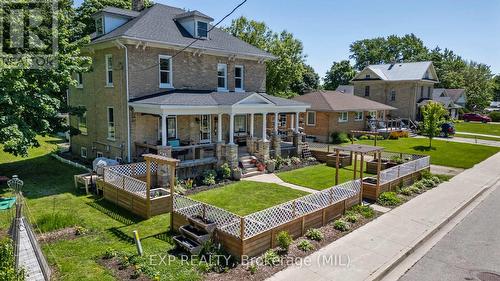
[[262, 112, 267, 141], [161, 114, 167, 146], [291, 113, 295, 131], [273, 112, 279, 135], [250, 113, 254, 137], [217, 113, 223, 142], [229, 113, 235, 144], [295, 112, 300, 133]]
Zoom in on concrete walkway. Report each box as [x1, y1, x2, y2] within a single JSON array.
[[414, 135, 500, 147], [455, 131, 500, 138], [430, 164, 464, 176], [267, 152, 500, 281], [242, 173, 318, 193]]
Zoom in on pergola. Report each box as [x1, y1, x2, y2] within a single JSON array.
[[143, 154, 179, 219], [329, 144, 384, 203]]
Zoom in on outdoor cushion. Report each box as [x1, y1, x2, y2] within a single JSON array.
[[168, 139, 180, 147]]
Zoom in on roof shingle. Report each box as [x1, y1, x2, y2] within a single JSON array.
[[292, 90, 396, 112]]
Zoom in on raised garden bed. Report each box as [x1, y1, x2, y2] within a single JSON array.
[[325, 153, 352, 168], [365, 159, 398, 174], [188, 215, 217, 233]]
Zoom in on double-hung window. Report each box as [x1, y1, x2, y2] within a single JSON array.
[[306, 111, 316, 126], [339, 112, 348, 122], [427, 87, 431, 98], [196, 21, 208, 38], [96, 17, 104, 35], [158, 116, 177, 141], [217, 63, 227, 91], [354, 111, 363, 121], [390, 89, 396, 101], [79, 111, 88, 135], [107, 107, 115, 140], [279, 114, 287, 127], [76, 73, 83, 88], [234, 115, 247, 132], [105, 54, 113, 87], [235, 65, 244, 92], [159, 55, 173, 88], [81, 147, 87, 158], [364, 86, 370, 97]]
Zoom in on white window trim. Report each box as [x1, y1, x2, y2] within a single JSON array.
[[158, 55, 173, 89], [195, 20, 208, 38], [278, 113, 287, 127], [338, 111, 349, 123], [76, 72, 83, 88], [199, 114, 212, 143], [105, 54, 113, 87], [234, 65, 244, 92], [107, 106, 115, 141], [158, 115, 178, 140], [390, 89, 396, 101], [217, 63, 228, 92], [96, 151, 103, 158], [234, 114, 247, 133], [354, 111, 364, 121], [306, 111, 316, 126], [81, 147, 87, 158]]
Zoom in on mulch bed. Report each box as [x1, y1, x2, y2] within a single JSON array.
[[182, 179, 234, 196], [99, 257, 150, 281], [37, 227, 79, 244], [273, 161, 319, 173], [204, 211, 381, 281]]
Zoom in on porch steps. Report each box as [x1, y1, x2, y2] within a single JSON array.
[[239, 155, 264, 178]]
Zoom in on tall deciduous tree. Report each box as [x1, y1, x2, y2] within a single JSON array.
[[493, 75, 500, 101], [291, 64, 320, 94], [225, 16, 307, 96], [0, 0, 90, 156], [323, 60, 357, 90], [421, 101, 447, 148], [462, 62, 494, 110]]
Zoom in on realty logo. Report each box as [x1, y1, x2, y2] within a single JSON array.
[[0, 0, 58, 69]]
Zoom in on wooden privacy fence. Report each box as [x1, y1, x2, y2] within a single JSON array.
[[172, 180, 361, 258]]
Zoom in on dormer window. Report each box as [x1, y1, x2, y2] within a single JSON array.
[[96, 17, 104, 35], [196, 21, 208, 38]]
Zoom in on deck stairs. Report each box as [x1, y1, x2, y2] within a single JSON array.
[[239, 154, 264, 178]]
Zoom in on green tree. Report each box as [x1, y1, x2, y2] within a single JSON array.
[[323, 60, 357, 90], [291, 64, 320, 94], [225, 16, 306, 96], [493, 75, 500, 101], [421, 101, 448, 148], [462, 61, 494, 110], [349, 34, 429, 70], [0, 0, 91, 156]]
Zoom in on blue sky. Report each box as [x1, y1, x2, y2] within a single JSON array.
[[75, 0, 500, 78]]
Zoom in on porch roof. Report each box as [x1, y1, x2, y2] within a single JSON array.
[[130, 91, 310, 115]]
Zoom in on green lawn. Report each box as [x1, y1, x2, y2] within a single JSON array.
[[356, 138, 500, 169], [455, 133, 500, 142], [277, 163, 374, 191], [455, 122, 500, 136], [0, 136, 200, 281], [189, 181, 309, 216]]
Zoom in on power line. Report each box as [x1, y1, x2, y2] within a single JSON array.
[[130, 0, 248, 73]]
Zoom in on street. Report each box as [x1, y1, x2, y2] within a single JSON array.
[[399, 183, 500, 281]]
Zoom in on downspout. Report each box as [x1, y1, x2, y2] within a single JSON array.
[[117, 40, 131, 163]]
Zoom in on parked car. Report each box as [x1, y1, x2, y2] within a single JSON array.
[[440, 122, 455, 137], [462, 113, 491, 123]]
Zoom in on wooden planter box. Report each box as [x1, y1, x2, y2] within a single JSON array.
[[187, 216, 217, 233], [362, 169, 426, 201], [326, 153, 352, 168], [365, 160, 399, 174]]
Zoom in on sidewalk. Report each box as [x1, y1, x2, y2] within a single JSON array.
[[414, 135, 500, 147], [267, 152, 500, 281], [455, 131, 500, 138]]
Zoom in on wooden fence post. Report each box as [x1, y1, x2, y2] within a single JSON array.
[[240, 217, 245, 241], [292, 200, 296, 217]]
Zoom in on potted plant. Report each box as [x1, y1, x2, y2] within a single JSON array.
[[266, 159, 276, 173], [256, 162, 266, 172], [232, 167, 242, 181]]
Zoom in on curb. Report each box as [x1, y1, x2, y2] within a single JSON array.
[[370, 176, 500, 281]]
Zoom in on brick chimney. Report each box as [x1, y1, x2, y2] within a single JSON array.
[[132, 0, 144, 11]]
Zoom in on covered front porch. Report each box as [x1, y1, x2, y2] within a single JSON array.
[[130, 92, 309, 177]]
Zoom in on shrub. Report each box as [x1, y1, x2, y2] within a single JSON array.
[[330, 132, 350, 144], [400, 187, 413, 196], [306, 156, 317, 162], [344, 211, 360, 223], [378, 192, 402, 206], [390, 155, 404, 164], [422, 178, 436, 188], [197, 262, 211, 273], [297, 240, 314, 252], [290, 157, 302, 165], [489, 111, 500, 122], [388, 131, 410, 140], [185, 178, 194, 189], [36, 212, 79, 233], [103, 247, 117, 259], [0, 238, 25, 280], [202, 170, 216, 186], [305, 228, 324, 241], [408, 185, 421, 194], [431, 176, 441, 185], [74, 225, 89, 236], [333, 219, 350, 231], [247, 263, 258, 275], [351, 205, 375, 218], [276, 231, 292, 253], [262, 249, 280, 266], [199, 241, 235, 273], [359, 135, 370, 140], [219, 163, 231, 179], [434, 174, 452, 182], [275, 156, 284, 169], [421, 170, 433, 180], [413, 181, 426, 190]]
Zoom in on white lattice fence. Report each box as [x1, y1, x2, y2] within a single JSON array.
[[107, 162, 158, 177], [123, 176, 147, 198], [379, 154, 430, 184]]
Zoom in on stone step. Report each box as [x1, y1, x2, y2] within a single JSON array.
[[240, 155, 257, 161], [242, 170, 264, 178], [245, 167, 259, 173], [242, 163, 256, 169]]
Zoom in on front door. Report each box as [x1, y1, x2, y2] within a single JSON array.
[[200, 115, 211, 143]]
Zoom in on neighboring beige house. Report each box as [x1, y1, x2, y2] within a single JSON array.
[[351, 61, 439, 121], [430, 88, 463, 119], [291, 91, 395, 143], [434, 88, 466, 108], [68, 1, 309, 175]]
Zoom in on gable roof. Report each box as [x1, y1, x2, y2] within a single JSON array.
[[433, 88, 447, 99], [91, 4, 274, 59], [444, 89, 466, 102], [336, 85, 354, 95], [352, 61, 438, 82], [292, 90, 396, 112], [174, 10, 214, 21], [96, 6, 141, 18]]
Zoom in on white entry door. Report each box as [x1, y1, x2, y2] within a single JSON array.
[[200, 115, 211, 143]]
